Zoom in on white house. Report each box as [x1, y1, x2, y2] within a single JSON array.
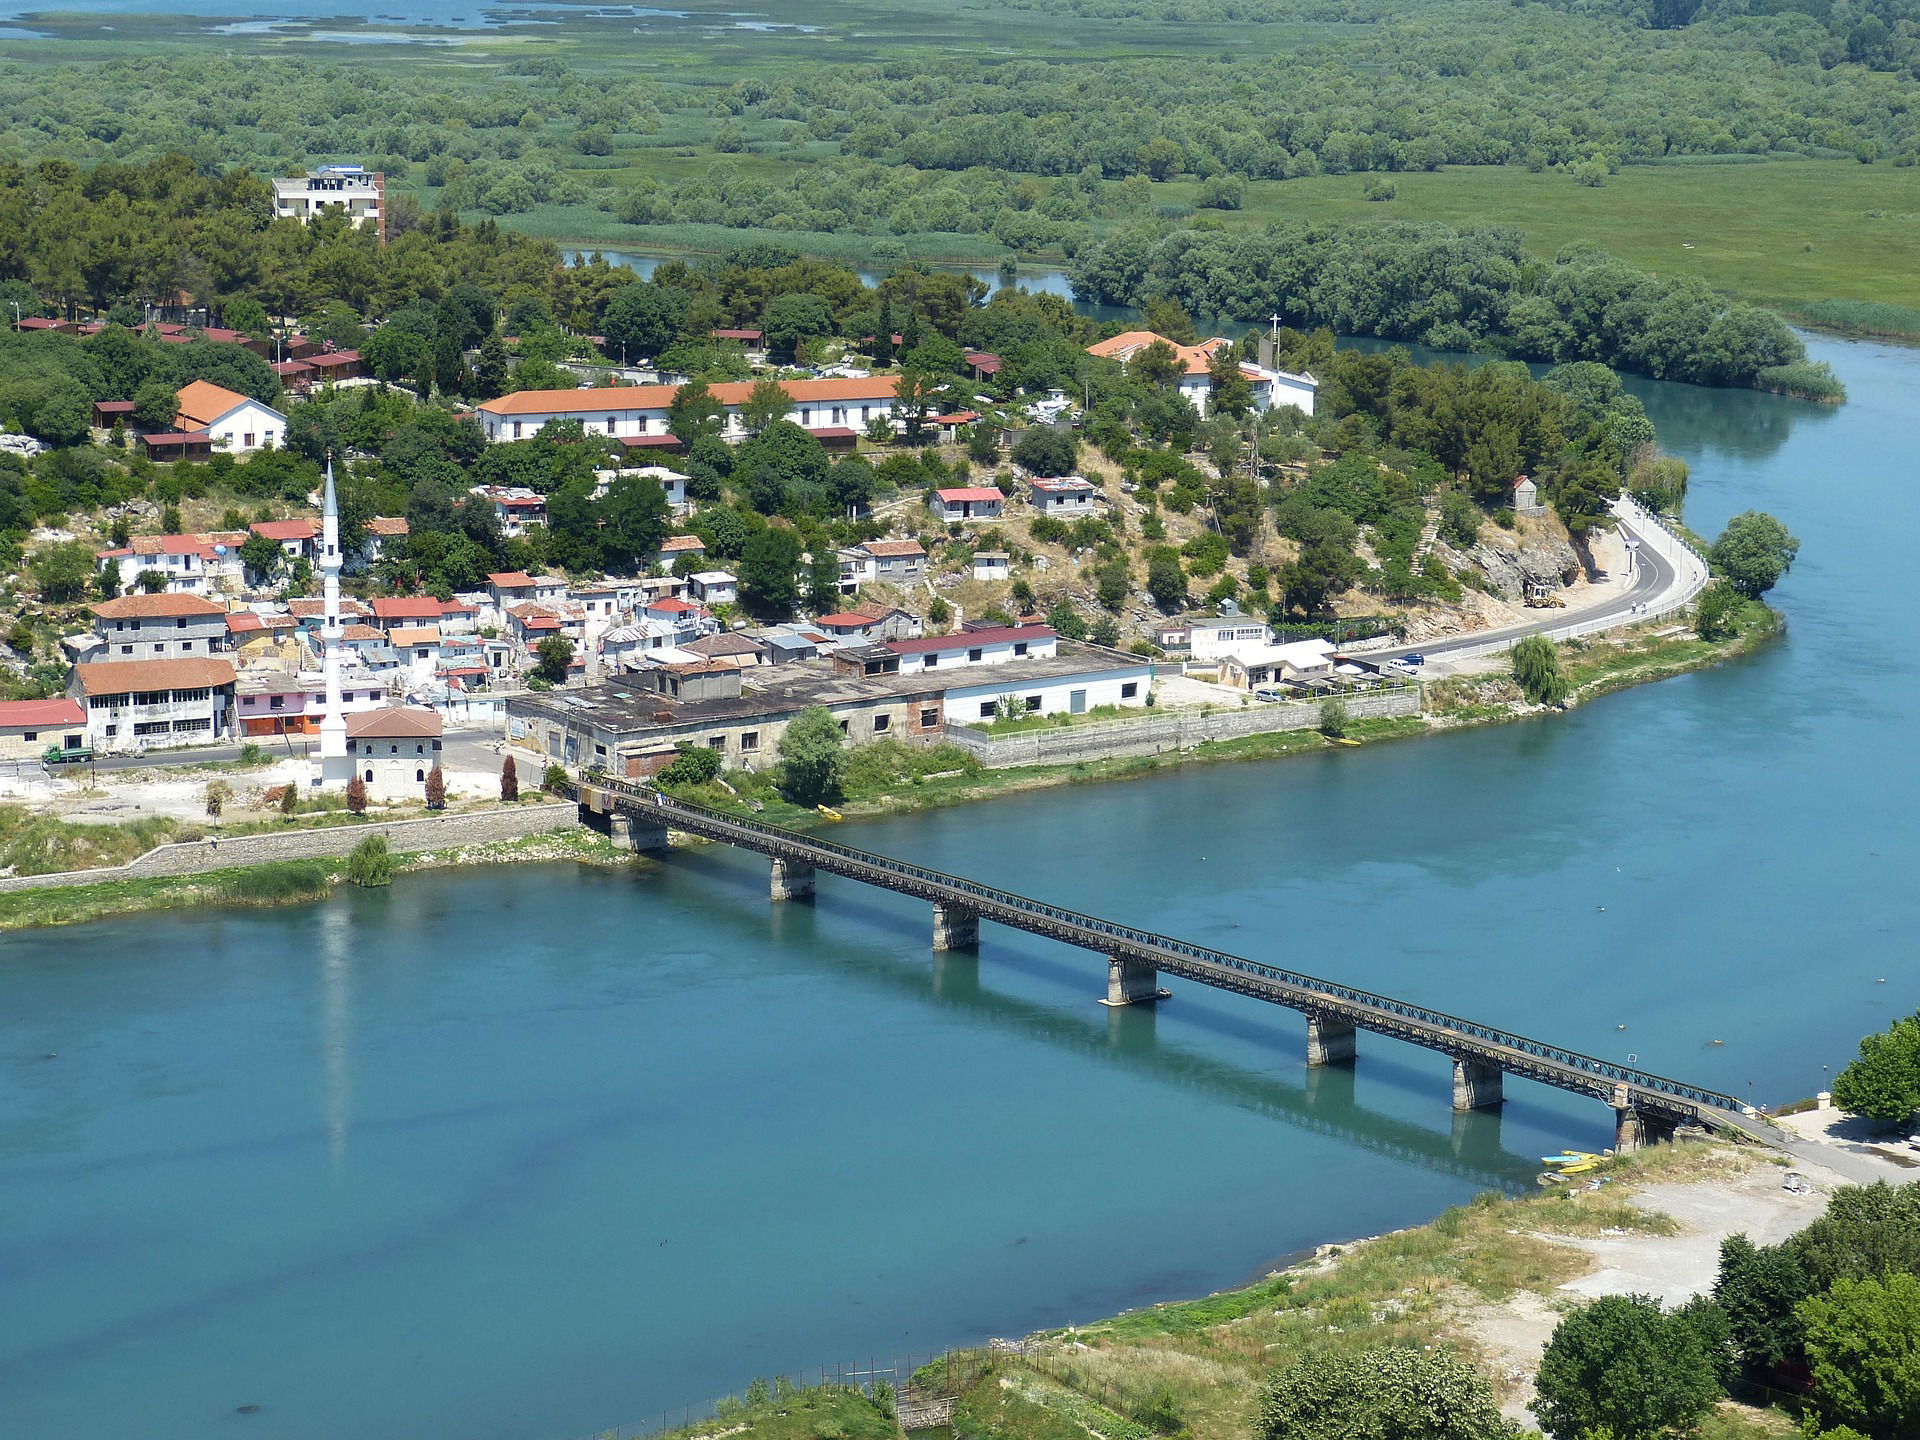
[[96, 533, 218, 595], [688, 571, 738, 607], [70, 656, 236, 752], [470, 486, 547, 536], [475, 375, 902, 444], [346, 707, 444, 800], [601, 619, 680, 672], [885, 624, 1058, 674], [1218, 639, 1338, 690], [1512, 475, 1546, 517], [1084, 331, 1316, 418], [272, 165, 385, 236], [595, 464, 689, 513], [1028, 476, 1099, 514], [972, 551, 1011, 582], [173, 380, 286, 454], [89, 592, 228, 658], [944, 654, 1154, 724], [388, 625, 443, 684], [1187, 614, 1274, 661], [932, 486, 1005, 523], [249, 517, 319, 564]]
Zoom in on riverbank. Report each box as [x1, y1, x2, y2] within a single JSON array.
[[0, 823, 631, 933], [644, 1139, 1836, 1440], [0, 608, 1778, 932]]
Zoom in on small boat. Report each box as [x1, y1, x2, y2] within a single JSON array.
[[1327, 736, 1361, 747], [1541, 1151, 1601, 1166], [816, 805, 843, 821]]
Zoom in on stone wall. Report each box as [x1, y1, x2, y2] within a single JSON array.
[[941, 687, 1422, 769], [0, 802, 579, 894]]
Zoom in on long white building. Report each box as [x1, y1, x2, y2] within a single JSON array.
[[476, 375, 903, 445], [273, 165, 386, 239]]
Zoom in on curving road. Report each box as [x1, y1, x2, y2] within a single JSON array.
[[1373, 500, 1702, 666]]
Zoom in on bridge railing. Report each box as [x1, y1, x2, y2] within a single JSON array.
[[610, 784, 1748, 1118]]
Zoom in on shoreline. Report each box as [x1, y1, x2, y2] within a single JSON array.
[[0, 609, 1780, 933]]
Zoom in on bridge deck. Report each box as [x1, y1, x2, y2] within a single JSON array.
[[587, 781, 1774, 1140]]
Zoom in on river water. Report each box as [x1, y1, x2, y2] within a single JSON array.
[[3, 334, 1916, 1439]]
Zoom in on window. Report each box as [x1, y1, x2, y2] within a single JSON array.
[[512, 422, 524, 439], [872, 714, 890, 733], [176, 618, 187, 629], [172, 718, 209, 733], [365, 769, 374, 782], [739, 731, 759, 752], [1121, 682, 1139, 699], [708, 736, 725, 750], [606, 416, 618, 433], [243, 433, 255, 448], [1013, 642, 1028, 656], [967, 648, 983, 662], [270, 695, 285, 711], [980, 701, 996, 718], [924, 653, 939, 669], [1024, 695, 1042, 711], [416, 769, 425, 782], [920, 708, 939, 728], [836, 719, 849, 734], [20, 731, 34, 742], [121, 645, 133, 655], [389, 744, 398, 755], [134, 720, 170, 736], [415, 744, 425, 755]]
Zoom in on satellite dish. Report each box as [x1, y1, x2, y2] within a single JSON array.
[[214, 544, 227, 556]]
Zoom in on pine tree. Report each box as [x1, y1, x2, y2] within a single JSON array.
[[345, 775, 368, 815], [500, 755, 519, 802], [425, 765, 447, 811]]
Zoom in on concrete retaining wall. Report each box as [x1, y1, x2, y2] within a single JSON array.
[[0, 802, 579, 894], [941, 687, 1422, 769]]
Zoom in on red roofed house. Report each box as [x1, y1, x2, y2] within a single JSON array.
[[1085, 330, 1316, 418], [89, 591, 228, 658], [172, 379, 286, 454], [369, 596, 445, 632], [358, 515, 409, 569], [304, 349, 366, 382], [812, 611, 882, 639], [346, 707, 444, 800], [837, 538, 927, 591], [488, 571, 537, 607], [964, 351, 1003, 380], [69, 656, 238, 752], [931, 486, 1005, 523], [476, 375, 901, 445], [506, 603, 563, 649], [0, 697, 88, 761], [97, 534, 220, 595], [250, 516, 319, 563]]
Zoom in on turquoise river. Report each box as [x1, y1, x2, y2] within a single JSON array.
[[2, 336, 1916, 1440]]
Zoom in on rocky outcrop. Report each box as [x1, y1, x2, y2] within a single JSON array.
[[1440, 532, 1580, 603]]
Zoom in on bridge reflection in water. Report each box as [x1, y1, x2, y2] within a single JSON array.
[[574, 780, 1777, 1156]]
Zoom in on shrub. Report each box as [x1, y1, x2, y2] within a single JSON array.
[[1318, 699, 1350, 738], [220, 861, 331, 906], [346, 834, 393, 887], [204, 780, 231, 817], [345, 775, 368, 815], [278, 782, 300, 817], [543, 763, 569, 791], [659, 744, 723, 786], [1694, 580, 1743, 641], [500, 755, 519, 802], [424, 765, 446, 810], [1511, 634, 1570, 706]]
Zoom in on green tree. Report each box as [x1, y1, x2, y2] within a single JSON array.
[[1319, 699, 1350, 738], [1693, 580, 1743, 641], [762, 293, 835, 364], [1095, 556, 1131, 610], [1012, 426, 1077, 477], [1260, 1347, 1519, 1440], [600, 472, 671, 570], [1709, 511, 1800, 599], [1146, 547, 1186, 610], [533, 635, 574, 683], [1831, 1015, 1920, 1127], [739, 525, 804, 618], [29, 541, 97, 602], [778, 705, 846, 806], [602, 282, 688, 361], [738, 378, 793, 435], [346, 834, 393, 887], [1046, 597, 1088, 639], [132, 379, 179, 432], [1799, 1273, 1920, 1439], [1534, 1294, 1722, 1440], [658, 743, 723, 786], [1511, 634, 1570, 706], [239, 530, 286, 584], [668, 376, 725, 445]]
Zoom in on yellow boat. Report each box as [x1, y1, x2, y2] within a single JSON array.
[[816, 805, 843, 821], [1328, 736, 1361, 747]]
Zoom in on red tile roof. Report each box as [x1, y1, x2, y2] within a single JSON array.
[[174, 380, 254, 427], [478, 374, 901, 417], [73, 656, 237, 696], [0, 698, 86, 728], [91, 593, 225, 619], [861, 539, 926, 557], [346, 706, 443, 739], [488, 571, 536, 589], [250, 518, 318, 542], [1085, 331, 1224, 377], [370, 597, 444, 621], [935, 487, 1004, 504]]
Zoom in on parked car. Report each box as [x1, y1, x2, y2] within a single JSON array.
[[1402, 652, 1426, 667]]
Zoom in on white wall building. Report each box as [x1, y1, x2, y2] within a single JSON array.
[[475, 376, 902, 444], [595, 464, 689, 513], [70, 656, 236, 752], [272, 165, 385, 237], [89, 592, 228, 658], [944, 658, 1152, 724], [1028, 476, 1100, 514], [346, 707, 444, 800], [174, 381, 286, 455], [1187, 615, 1274, 661], [885, 625, 1058, 674]]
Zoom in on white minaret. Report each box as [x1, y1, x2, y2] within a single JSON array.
[[316, 454, 353, 787]]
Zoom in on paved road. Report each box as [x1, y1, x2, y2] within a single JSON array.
[[1372, 502, 1693, 666]]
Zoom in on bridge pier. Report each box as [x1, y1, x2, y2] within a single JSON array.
[[1451, 1058, 1505, 1112], [932, 902, 980, 951], [1613, 1106, 1680, 1153], [1306, 1017, 1357, 1067], [1100, 956, 1168, 1007], [769, 857, 815, 902], [609, 811, 669, 852]]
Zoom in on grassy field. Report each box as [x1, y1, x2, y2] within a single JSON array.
[[1206, 160, 1920, 325]]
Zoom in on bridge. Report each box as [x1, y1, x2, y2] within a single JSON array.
[[574, 778, 1776, 1153]]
